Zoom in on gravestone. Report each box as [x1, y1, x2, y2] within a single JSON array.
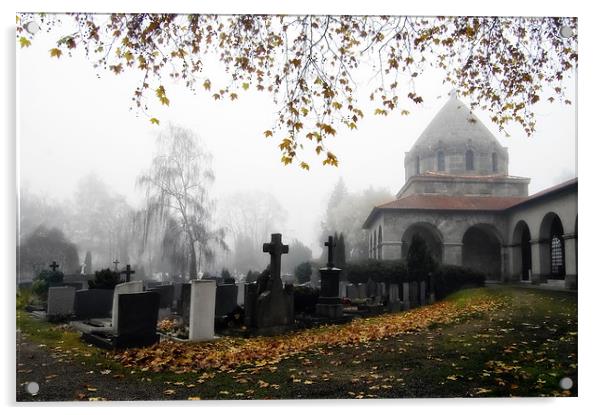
[[148, 284, 175, 320], [81, 291, 160, 349], [420, 280, 426, 306], [74, 289, 114, 320], [410, 281, 420, 307], [366, 278, 377, 299], [189, 279, 216, 341], [179, 283, 192, 325], [236, 282, 245, 306], [120, 264, 135, 283], [173, 282, 184, 309], [357, 283, 367, 299], [246, 234, 294, 333], [316, 236, 343, 318], [402, 282, 410, 310], [346, 284, 359, 300], [47, 286, 76, 318], [215, 284, 238, 316], [388, 283, 401, 312], [338, 280, 347, 298], [111, 281, 144, 327]]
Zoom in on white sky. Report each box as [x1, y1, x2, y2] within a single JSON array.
[[17, 18, 577, 256]]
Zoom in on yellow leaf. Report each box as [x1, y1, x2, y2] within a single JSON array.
[[203, 79, 211, 90], [263, 130, 273, 138], [230, 93, 238, 101], [150, 118, 160, 125], [163, 389, 176, 395], [19, 37, 31, 48], [300, 162, 310, 171], [242, 82, 249, 90], [49, 48, 62, 58], [188, 396, 201, 400]]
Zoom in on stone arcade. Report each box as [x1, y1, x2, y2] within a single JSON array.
[[363, 91, 578, 289]]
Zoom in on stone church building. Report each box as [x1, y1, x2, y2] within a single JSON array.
[[363, 92, 578, 289]]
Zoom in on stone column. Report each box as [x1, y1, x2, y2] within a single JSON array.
[[563, 234, 577, 289], [189, 280, 216, 341], [500, 245, 511, 282], [443, 242, 463, 266], [530, 240, 544, 284]]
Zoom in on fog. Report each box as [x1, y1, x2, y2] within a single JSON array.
[[17, 19, 576, 276]]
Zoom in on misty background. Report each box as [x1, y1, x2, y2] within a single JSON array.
[[16, 19, 576, 279]]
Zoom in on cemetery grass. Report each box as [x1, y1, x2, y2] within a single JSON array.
[[16, 286, 577, 401]]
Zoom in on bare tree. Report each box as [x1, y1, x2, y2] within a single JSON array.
[[138, 124, 226, 279]]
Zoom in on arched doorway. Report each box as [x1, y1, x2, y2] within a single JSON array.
[[539, 213, 565, 279], [462, 224, 502, 279], [401, 223, 443, 264], [511, 221, 532, 281]]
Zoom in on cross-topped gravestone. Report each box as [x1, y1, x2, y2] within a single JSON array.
[[325, 235, 336, 268], [49, 261, 59, 272], [262, 233, 288, 279], [121, 264, 135, 282], [113, 259, 120, 271]]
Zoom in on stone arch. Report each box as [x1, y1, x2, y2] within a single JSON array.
[[378, 225, 383, 260], [511, 220, 532, 281], [401, 222, 443, 263], [462, 224, 502, 279], [539, 212, 565, 278]]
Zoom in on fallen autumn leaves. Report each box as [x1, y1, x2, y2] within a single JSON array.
[[114, 295, 506, 374]]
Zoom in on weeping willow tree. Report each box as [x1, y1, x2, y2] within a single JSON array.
[[137, 124, 227, 279]]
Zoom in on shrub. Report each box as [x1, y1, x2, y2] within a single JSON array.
[[88, 268, 121, 289], [432, 265, 485, 300], [347, 259, 407, 284], [407, 234, 437, 281], [293, 285, 320, 314], [294, 261, 312, 284], [32, 269, 64, 300], [245, 270, 260, 283], [221, 268, 232, 281]]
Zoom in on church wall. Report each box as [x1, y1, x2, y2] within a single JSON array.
[[505, 187, 578, 288], [400, 178, 528, 197], [381, 210, 508, 280]]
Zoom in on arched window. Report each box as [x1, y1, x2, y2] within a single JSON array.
[[437, 151, 445, 171], [492, 152, 498, 172], [415, 155, 420, 175], [466, 150, 474, 171]]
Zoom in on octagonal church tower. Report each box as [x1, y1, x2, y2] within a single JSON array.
[[399, 91, 529, 198]]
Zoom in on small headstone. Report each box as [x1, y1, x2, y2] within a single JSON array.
[[111, 281, 144, 327], [338, 280, 347, 298], [316, 235, 343, 318], [357, 283, 367, 299], [236, 282, 245, 306], [74, 289, 114, 320], [81, 291, 160, 349], [179, 283, 192, 325], [47, 286, 76, 317], [189, 280, 216, 341], [346, 284, 358, 300], [388, 283, 401, 312], [215, 284, 238, 316], [402, 282, 410, 310]]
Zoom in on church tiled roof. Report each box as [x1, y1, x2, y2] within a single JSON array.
[[375, 194, 527, 212], [363, 177, 578, 229]]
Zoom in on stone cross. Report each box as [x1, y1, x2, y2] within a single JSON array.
[[325, 235, 336, 268], [262, 233, 289, 279], [113, 259, 120, 271], [121, 264, 135, 282], [49, 261, 59, 272]]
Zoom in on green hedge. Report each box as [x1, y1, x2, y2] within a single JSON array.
[[31, 269, 64, 300], [88, 268, 121, 289], [432, 265, 485, 300], [347, 259, 409, 284]]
